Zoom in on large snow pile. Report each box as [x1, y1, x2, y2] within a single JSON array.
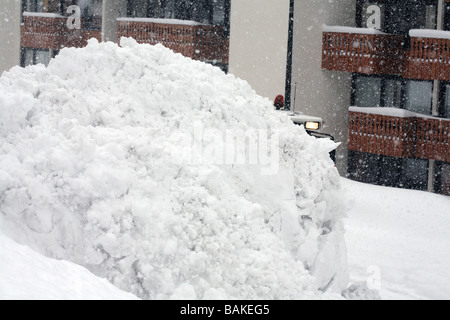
[[0, 38, 347, 299], [0, 232, 139, 300]]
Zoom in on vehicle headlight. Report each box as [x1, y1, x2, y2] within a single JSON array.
[[305, 121, 320, 131]]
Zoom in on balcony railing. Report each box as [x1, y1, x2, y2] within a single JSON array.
[[117, 18, 229, 63], [322, 28, 404, 75], [349, 108, 450, 162], [403, 32, 450, 81], [416, 117, 450, 162], [21, 13, 101, 50], [322, 27, 450, 81]]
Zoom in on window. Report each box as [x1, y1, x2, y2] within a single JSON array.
[[425, 4, 437, 29], [445, 2, 450, 31], [21, 48, 58, 67], [435, 162, 450, 196], [384, 79, 403, 108], [348, 152, 431, 191], [354, 76, 382, 107], [404, 80, 433, 115], [23, 0, 44, 13], [353, 75, 403, 109], [357, 0, 440, 34], [75, 0, 102, 29], [399, 158, 429, 191], [444, 84, 450, 118], [126, 0, 229, 26]]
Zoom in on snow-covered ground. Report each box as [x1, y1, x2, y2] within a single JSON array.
[[0, 231, 138, 300], [342, 178, 450, 300]]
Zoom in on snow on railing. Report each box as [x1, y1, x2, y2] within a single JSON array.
[[404, 30, 450, 81], [322, 25, 386, 35], [349, 107, 450, 162], [21, 14, 101, 50], [322, 28, 403, 75], [116, 18, 228, 63], [409, 29, 450, 40]]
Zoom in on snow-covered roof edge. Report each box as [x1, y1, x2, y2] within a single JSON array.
[[409, 29, 450, 40], [349, 106, 450, 121], [23, 12, 64, 18], [117, 17, 206, 26], [322, 25, 386, 35]]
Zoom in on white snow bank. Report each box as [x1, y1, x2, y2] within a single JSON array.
[[0, 38, 347, 299], [323, 25, 386, 35], [410, 29, 450, 40], [0, 232, 139, 300], [342, 178, 450, 300]]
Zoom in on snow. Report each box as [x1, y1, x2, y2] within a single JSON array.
[[410, 29, 450, 40], [343, 178, 450, 300], [322, 25, 386, 35], [0, 232, 139, 300], [23, 12, 64, 18], [0, 38, 346, 300], [117, 17, 206, 26], [349, 106, 450, 121]]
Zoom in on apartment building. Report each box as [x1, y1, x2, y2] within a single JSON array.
[[1, 0, 449, 195], [3, 1, 229, 70], [320, 0, 450, 195], [230, 0, 450, 196]]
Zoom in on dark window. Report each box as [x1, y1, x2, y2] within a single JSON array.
[[399, 158, 429, 191], [445, 2, 450, 31], [435, 162, 450, 196], [348, 151, 381, 184], [445, 84, 450, 118], [23, 0, 44, 13], [21, 48, 58, 67], [404, 80, 433, 115], [348, 151, 430, 191], [353, 75, 434, 116], [74, 0, 102, 30], [384, 79, 403, 108], [352, 75, 403, 109], [357, 0, 439, 34], [353, 76, 382, 107], [126, 0, 229, 27]]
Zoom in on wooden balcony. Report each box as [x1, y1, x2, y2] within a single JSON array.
[[21, 13, 101, 50], [117, 18, 229, 64], [322, 30, 404, 75], [415, 117, 450, 162], [349, 108, 450, 162], [322, 28, 450, 81], [403, 34, 450, 81]]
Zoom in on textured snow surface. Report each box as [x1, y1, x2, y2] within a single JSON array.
[[0, 232, 139, 300], [0, 38, 346, 300]]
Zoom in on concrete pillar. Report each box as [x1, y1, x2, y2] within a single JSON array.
[[228, 0, 290, 102], [102, 0, 127, 43], [291, 0, 356, 175], [0, 0, 21, 74]]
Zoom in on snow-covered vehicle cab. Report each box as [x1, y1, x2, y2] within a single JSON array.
[[280, 110, 337, 163]]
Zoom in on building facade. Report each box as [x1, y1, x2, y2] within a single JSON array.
[[7, 0, 230, 71], [321, 0, 450, 195], [229, 0, 450, 196], [1, 0, 449, 195]]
